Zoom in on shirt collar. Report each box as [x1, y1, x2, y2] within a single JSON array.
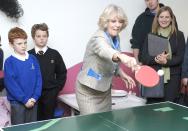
[[12, 51, 29, 61], [34, 46, 48, 54]]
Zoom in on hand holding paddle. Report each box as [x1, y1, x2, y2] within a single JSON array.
[[118, 53, 137, 70], [118, 53, 160, 87]]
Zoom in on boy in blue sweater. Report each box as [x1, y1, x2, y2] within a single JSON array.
[[4, 27, 42, 125]]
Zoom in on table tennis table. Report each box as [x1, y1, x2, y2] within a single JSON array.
[[58, 93, 146, 115], [2, 102, 188, 131]]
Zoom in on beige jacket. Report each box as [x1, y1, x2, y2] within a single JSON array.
[[77, 30, 120, 92]]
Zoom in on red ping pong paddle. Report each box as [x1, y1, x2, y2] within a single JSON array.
[[135, 65, 159, 88]]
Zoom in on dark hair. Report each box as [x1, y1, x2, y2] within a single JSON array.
[[8, 27, 27, 44], [31, 23, 49, 38], [0, 0, 23, 19]]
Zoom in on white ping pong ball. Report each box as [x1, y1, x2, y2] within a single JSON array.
[[157, 69, 164, 76]]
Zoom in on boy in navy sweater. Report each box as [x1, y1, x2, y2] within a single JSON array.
[[4, 27, 42, 125], [29, 23, 67, 120]]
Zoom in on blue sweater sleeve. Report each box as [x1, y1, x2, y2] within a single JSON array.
[[4, 60, 29, 104], [30, 55, 42, 101]]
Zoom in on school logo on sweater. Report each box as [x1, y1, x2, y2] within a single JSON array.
[[50, 59, 55, 64], [31, 63, 35, 70]]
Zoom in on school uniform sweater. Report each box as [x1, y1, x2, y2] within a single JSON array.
[[4, 54, 42, 104], [29, 48, 67, 91]]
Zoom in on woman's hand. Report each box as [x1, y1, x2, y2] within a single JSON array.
[[117, 53, 138, 71], [155, 52, 169, 64], [118, 68, 136, 89], [182, 78, 188, 86], [122, 74, 136, 89]]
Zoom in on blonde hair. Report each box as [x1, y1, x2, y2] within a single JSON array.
[[152, 6, 176, 35], [98, 4, 128, 31]]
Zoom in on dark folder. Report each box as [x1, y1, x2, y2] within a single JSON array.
[[148, 33, 169, 56]]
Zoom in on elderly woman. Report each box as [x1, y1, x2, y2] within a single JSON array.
[[76, 4, 138, 115]]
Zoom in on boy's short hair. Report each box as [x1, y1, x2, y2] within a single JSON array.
[[8, 27, 27, 44], [31, 23, 49, 39]]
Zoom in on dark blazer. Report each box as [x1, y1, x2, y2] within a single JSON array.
[[141, 30, 185, 75], [182, 37, 188, 78]]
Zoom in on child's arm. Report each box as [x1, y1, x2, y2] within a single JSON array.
[[4, 60, 29, 104], [31, 56, 42, 101], [55, 52, 67, 91]]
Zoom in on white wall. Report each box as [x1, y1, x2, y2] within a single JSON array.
[[0, 0, 187, 68], [160, 0, 188, 37]]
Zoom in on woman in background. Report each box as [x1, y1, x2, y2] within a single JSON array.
[[141, 6, 185, 103]]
